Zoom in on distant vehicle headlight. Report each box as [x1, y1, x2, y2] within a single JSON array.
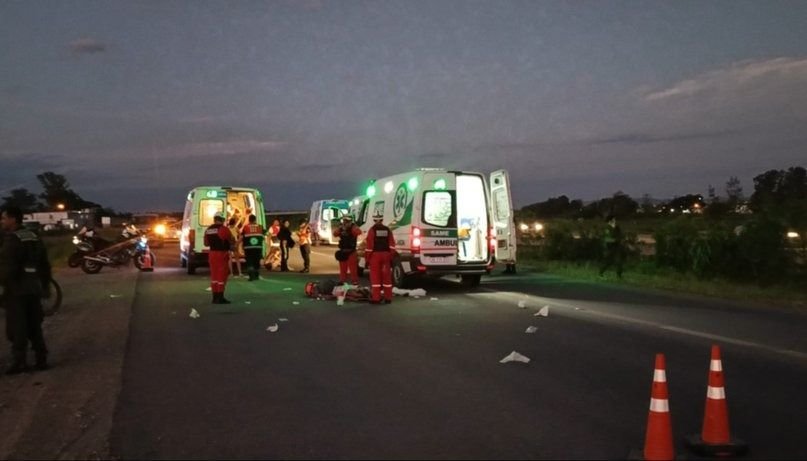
[[534, 223, 544, 232], [154, 224, 167, 236], [787, 231, 800, 239], [519, 223, 529, 231], [72, 236, 80, 245]]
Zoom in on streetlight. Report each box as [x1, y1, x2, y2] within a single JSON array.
[[56, 203, 65, 210]]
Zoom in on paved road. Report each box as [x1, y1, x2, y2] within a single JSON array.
[[109, 244, 807, 459]]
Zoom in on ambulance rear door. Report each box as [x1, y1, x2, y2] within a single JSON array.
[[489, 169, 516, 264]]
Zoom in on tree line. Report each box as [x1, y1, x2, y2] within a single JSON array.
[[2, 172, 107, 214]]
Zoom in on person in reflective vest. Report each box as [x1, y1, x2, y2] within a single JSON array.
[[204, 212, 232, 303], [365, 211, 396, 304], [241, 214, 265, 281], [333, 215, 362, 285]]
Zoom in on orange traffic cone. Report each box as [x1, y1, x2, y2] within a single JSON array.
[[685, 345, 747, 456], [643, 353, 675, 461], [140, 250, 154, 272]]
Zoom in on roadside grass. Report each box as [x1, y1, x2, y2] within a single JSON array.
[[517, 246, 807, 308]]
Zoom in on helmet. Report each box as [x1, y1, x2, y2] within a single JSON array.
[[214, 212, 225, 221]]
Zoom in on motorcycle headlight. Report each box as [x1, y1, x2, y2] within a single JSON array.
[[140, 236, 148, 243]]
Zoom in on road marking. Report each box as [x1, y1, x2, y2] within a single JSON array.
[[483, 288, 807, 361]]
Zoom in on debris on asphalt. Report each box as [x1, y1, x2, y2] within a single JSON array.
[[500, 351, 531, 364], [205, 287, 211, 292], [525, 326, 538, 334], [292, 301, 300, 305], [518, 300, 527, 309], [189, 308, 200, 319], [534, 305, 549, 317], [430, 297, 439, 301], [283, 287, 292, 291], [109, 294, 123, 298], [279, 318, 289, 322], [266, 324, 279, 332], [244, 301, 252, 305], [392, 287, 427, 297]]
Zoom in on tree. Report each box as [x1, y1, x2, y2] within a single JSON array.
[[640, 193, 656, 214], [749, 166, 807, 252], [36, 171, 99, 210], [725, 176, 743, 210], [1, 188, 41, 213]]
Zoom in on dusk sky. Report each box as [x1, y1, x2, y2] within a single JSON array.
[[2, 1, 806, 212]]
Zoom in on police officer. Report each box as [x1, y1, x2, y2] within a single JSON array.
[[365, 211, 396, 304], [0, 206, 52, 374], [241, 214, 265, 281], [204, 212, 232, 303], [333, 215, 362, 285]]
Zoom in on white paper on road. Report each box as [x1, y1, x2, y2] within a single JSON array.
[[292, 301, 300, 305], [283, 287, 292, 291], [518, 300, 527, 309], [267, 324, 279, 332], [205, 287, 211, 292], [534, 306, 550, 317], [244, 301, 251, 304], [279, 318, 289, 322], [525, 326, 538, 334], [392, 287, 427, 297], [500, 351, 530, 363], [189, 308, 200, 319], [430, 297, 439, 301], [109, 294, 123, 298]]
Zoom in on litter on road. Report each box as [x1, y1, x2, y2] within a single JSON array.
[[283, 287, 292, 291], [292, 301, 300, 305], [279, 318, 289, 322], [244, 301, 252, 304], [534, 306, 550, 317], [189, 308, 200, 319], [266, 324, 279, 332], [525, 326, 538, 334], [430, 297, 439, 301], [109, 294, 123, 298], [392, 287, 427, 297], [500, 351, 531, 364], [204, 287, 211, 292], [518, 300, 527, 309]]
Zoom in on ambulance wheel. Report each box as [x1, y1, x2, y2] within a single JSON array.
[[461, 274, 482, 288], [392, 261, 406, 288]]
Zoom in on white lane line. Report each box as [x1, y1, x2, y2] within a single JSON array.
[[482, 288, 807, 361]]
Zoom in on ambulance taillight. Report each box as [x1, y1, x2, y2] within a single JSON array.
[[411, 226, 422, 254]]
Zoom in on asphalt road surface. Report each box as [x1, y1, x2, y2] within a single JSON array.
[[108, 243, 807, 459]]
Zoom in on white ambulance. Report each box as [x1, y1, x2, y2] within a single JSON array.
[[308, 199, 351, 245], [180, 186, 266, 274], [348, 169, 516, 288]]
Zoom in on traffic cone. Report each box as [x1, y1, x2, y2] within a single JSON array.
[[643, 353, 675, 461], [140, 251, 154, 272], [685, 345, 747, 456]]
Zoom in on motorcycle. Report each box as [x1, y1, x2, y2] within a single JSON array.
[[81, 230, 156, 274]]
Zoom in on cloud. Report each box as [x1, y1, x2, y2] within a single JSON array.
[[590, 129, 739, 146], [643, 57, 807, 102], [69, 37, 106, 55]]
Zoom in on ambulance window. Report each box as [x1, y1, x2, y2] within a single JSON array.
[[199, 199, 224, 226], [372, 201, 384, 218], [423, 191, 453, 227]]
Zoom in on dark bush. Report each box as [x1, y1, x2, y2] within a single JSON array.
[[654, 217, 699, 272]]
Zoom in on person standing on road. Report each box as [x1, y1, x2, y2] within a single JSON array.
[[599, 215, 625, 279], [297, 220, 312, 273], [0, 206, 52, 374], [241, 214, 266, 281], [365, 212, 396, 304], [227, 217, 244, 278], [277, 220, 294, 272], [333, 215, 362, 285], [204, 212, 232, 304]]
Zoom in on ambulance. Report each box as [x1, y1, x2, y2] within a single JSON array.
[[308, 199, 351, 245], [180, 186, 266, 274], [348, 169, 516, 288]]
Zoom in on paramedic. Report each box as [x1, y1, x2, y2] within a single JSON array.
[[365, 212, 396, 304], [241, 214, 265, 281], [204, 212, 232, 304], [333, 215, 362, 285]]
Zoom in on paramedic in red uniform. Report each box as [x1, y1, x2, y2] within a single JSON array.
[[365, 211, 396, 304], [204, 212, 232, 304], [333, 215, 362, 285]]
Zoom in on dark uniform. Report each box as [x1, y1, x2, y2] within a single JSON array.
[[0, 228, 52, 373], [241, 220, 265, 281], [333, 218, 362, 285]]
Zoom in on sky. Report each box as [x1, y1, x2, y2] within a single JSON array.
[[2, 0, 806, 212]]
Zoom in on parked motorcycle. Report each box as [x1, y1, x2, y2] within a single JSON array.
[[81, 232, 156, 274]]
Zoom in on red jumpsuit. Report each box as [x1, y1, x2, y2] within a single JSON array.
[[366, 222, 396, 303], [204, 222, 232, 296], [333, 222, 362, 285]]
